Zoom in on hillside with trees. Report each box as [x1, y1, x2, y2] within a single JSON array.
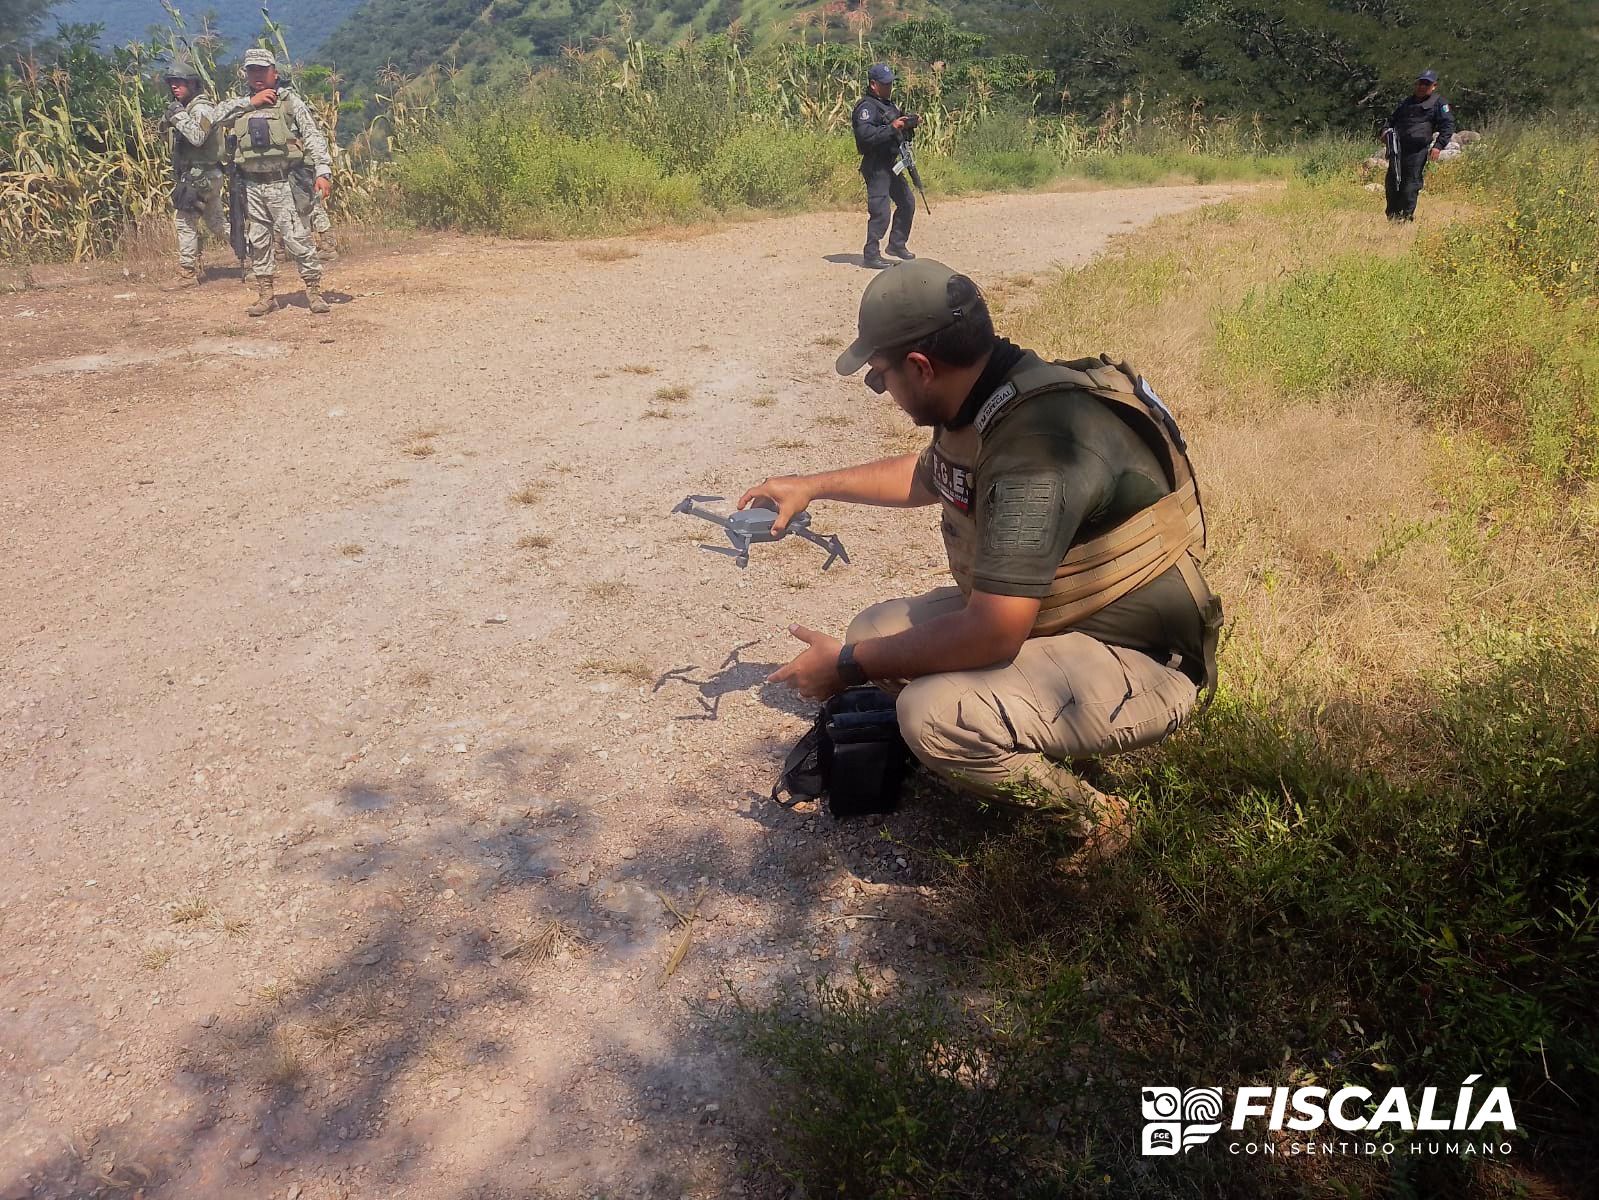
[[35, 0, 363, 57], [316, 0, 1594, 130]]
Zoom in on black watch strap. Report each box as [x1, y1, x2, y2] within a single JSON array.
[[837, 642, 868, 688]]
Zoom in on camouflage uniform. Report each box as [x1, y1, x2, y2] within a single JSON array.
[[163, 88, 227, 284], [290, 151, 338, 257], [214, 61, 331, 314]]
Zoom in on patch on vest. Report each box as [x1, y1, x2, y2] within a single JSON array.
[[972, 381, 1019, 435], [983, 475, 1060, 553], [930, 445, 974, 513]]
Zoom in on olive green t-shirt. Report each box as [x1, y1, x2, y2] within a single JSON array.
[[917, 345, 1204, 679]]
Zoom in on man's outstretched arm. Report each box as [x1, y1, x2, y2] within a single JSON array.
[[770, 591, 1040, 700], [739, 452, 936, 532]]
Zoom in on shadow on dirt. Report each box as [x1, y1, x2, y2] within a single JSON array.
[[0, 712, 993, 1198]]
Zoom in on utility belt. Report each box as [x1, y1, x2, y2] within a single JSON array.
[[239, 166, 294, 184], [772, 686, 909, 818]]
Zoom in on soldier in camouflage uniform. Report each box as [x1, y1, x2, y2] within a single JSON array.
[[213, 48, 333, 316], [160, 61, 227, 290]]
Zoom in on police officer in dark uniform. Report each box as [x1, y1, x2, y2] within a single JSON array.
[[853, 63, 918, 270], [1381, 69, 1456, 221]]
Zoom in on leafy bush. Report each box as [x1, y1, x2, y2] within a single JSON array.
[[390, 106, 701, 235], [1218, 131, 1599, 482], [697, 128, 855, 210], [1443, 120, 1599, 303]]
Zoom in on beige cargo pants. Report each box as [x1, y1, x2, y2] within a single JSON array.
[[244, 177, 322, 282], [845, 586, 1198, 803]]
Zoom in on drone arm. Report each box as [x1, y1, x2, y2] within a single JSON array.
[[788, 526, 850, 570]]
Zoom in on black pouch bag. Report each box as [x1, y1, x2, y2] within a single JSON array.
[[172, 169, 205, 213], [772, 686, 908, 817]]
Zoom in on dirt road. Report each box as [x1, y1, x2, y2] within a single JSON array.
[[1, 186, 1240, 1199]]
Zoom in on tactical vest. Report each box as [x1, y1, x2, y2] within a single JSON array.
[[230, 101, 302, 174], [930, 352, 1223, 693], [174, 95, 225, 169], [853, 94, 903, 161]]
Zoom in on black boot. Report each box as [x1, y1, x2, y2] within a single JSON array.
[[862, 248, 892, 269], [886, 245, 915, 260]]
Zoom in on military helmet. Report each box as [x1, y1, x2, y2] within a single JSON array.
[[163, 58, 203, 84]]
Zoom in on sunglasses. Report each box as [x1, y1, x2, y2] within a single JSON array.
[[864, 367, 888, 394]]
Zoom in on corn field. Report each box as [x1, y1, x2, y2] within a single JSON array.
[[1, 53, 173, 261]]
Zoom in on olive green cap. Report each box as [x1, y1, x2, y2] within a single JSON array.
[[835, 258, 967, 375], [242, 47, 278, 69]]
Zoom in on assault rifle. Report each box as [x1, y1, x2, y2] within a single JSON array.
[[226, 133, 247, 270], [894, 114, 930, 215]]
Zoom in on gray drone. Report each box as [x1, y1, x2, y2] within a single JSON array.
[[672, 495, 850, 571]]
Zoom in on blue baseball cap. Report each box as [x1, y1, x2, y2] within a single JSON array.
[[868, 63, 894, 85], [1417, 69, 1438, 83]]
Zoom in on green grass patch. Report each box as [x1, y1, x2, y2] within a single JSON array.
[[738, 633, 1599, 1197], [733, 126, 1599, 1199], [1218, 128, 1599, 483]]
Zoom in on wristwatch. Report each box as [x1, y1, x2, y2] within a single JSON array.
[[837, 643, 868, 688]]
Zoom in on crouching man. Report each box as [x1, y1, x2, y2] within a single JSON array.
[[744, 260, 1222, 832]]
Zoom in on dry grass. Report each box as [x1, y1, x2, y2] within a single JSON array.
[[749, 393, 776, 408], [339, 543, 365, 558], [814, 414, 851, 427], [140, 947, 175, 971], [169, 897, 210, 925], [515, 533, 554, 550], [653, 384, 691, 402], [1002, 187, 1596, 731], [502, 919, 586, 970], [256, 978, 297, 1006], [580, 656, 654, 683], [260, 1035, 306, 1088], [509, 483, 541, 506], [404, 442, 436, 459], [221, 916, 252, 937], [811, 334, 845, 348], [401, 667, 433, 689], [619, 363, 657, 375], [642, 407, 675, 419], [404, 425, 444, 441], [586, 580, 629, 600], [770, 437, 810, 450], [577, 244, 639, 262]]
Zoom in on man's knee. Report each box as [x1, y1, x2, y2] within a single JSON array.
[[895, 676, 1006, 775], [845, 598, 904, 645]]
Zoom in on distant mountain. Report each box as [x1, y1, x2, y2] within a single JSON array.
[[318, 0, 945, 90], [45, 0, 364, 59]]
